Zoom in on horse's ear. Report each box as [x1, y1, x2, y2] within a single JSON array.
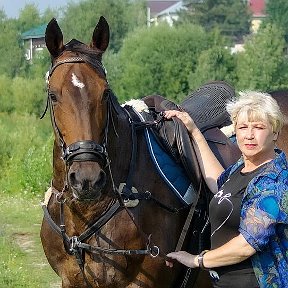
[[91, 16, 110, 52], [45, 18, 64, 58]]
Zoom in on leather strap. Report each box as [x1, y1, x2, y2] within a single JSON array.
[[175, 179, 202, 252]]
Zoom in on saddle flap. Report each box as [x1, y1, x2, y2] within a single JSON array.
[[143, 95, 201, 187]]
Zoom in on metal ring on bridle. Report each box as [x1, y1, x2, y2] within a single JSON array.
[[149, 245, 160, 258]]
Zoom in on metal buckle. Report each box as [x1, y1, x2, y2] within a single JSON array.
[[70, 236, 80, 254]]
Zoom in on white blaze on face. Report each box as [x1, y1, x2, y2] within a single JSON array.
[[71, 73, 85, 89]]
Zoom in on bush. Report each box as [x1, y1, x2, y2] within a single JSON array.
[[107, 23, 213, 102], [0, 75, 47, 116], [0, 113, 52, 198]]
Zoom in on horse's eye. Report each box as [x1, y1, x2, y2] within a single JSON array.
[[49, 92, 57, 102], [102, 89, 110, 101]]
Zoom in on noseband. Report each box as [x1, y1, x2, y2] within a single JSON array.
[[63, 140, 108, 165], [46, 56, 109, 167]]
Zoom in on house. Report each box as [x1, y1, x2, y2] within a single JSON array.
[[248, 0, 266, 33], [21, 24, 46, 61], [147, 0, 266, 30], [147, 0, 185, 26]]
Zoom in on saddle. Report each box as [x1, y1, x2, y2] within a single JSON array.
[[142, 81, 241, 188]]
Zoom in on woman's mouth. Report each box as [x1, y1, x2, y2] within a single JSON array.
[[245, 144, 257, 149]]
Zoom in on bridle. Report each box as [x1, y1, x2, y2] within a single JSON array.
[[44, 56, 110, 167]]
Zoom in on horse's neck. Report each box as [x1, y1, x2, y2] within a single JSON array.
[[107, 106, 133, 183]]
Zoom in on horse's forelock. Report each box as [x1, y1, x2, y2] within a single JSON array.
[[63, 39, 106, 78], [65, 39, 102, 58]]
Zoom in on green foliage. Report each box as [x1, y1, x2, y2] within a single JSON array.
[[188, 46, 237, 91], [0, 113, 52, 197], [179, 0, 251, 40], [265, 0, 288, 42], [24, 49, 51, 80], [0, 18, 24, 77], [236, 24, 288, 91], [60, 0, 146, 52], [0, 75, 14, 113], [107, 23, 215, 102], [17, 4, 42, 32], [0, 76, 47, 115]]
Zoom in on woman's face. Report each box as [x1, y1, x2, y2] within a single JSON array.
[[235, 114, 277, 165]]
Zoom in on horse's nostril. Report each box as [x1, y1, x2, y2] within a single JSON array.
[[69, 169, 106, 191], [94, 170, 106, 188], [69, 172, 77, 186]]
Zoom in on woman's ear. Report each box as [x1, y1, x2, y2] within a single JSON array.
[[273, 132, 279, 141]]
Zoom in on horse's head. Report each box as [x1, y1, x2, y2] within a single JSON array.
[[45, 17, 111, 201]]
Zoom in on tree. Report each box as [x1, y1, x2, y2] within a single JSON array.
[[179, 0, 251, 41], [188, 46, 237, 91], [265, 0, 288, 42], [0, 16, 24, 77], [106, 23, 222, 102], [60, 0, 146, 52], [17, 4, 42, 32], [236, 23, 288, 91], [41, 7, 59, 24]]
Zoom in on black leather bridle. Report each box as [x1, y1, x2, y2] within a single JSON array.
[[44, 56, 110, 167]]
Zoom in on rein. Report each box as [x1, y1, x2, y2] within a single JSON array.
[[41, 189, 158, 258]]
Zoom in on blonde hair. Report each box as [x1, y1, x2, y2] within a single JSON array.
[[226, 91, 284, 133]]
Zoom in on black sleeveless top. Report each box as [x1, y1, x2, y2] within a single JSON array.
[[208, 164, 263, 287]]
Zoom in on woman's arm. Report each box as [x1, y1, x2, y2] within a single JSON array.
[[164, 110, 224, 194], [166, 233, 256, 268]]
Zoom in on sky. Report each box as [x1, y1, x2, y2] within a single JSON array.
[[0, 0, 77, 18]]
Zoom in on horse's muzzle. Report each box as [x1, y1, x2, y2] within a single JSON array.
[[68, 162, 107, 200]]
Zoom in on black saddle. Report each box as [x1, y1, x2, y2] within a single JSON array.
[[181, 81, 236, 132], [142, 81, 241, 187]]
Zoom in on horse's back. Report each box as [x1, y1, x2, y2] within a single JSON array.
[[270, 90, 288, 155]]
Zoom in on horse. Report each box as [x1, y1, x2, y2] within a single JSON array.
[[40, 16, 216, 288]]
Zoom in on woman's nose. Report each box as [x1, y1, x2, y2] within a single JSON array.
[[245, 128, 254, 139]]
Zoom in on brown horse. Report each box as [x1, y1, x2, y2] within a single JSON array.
[[40, 17, 215, 288]]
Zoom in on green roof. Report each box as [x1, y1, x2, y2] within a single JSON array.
[[21, 24, 47, 40]]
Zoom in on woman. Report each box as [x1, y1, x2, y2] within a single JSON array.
[[164, 91, 288, 288]]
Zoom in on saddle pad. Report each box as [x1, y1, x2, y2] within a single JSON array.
[[136, 111, 198, 206]]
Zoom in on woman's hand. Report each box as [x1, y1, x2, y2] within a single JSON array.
[[165, 251, 198, 268], [164, 110, 198, 135]]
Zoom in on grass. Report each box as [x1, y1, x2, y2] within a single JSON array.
[[0, 112, 53, 198], [0, 110, 61, 287], [0, 193, 61, 287]]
